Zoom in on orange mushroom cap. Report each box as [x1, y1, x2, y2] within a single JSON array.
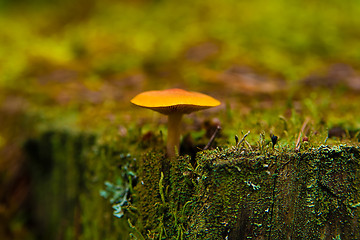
[[130, 88, 221, 115]]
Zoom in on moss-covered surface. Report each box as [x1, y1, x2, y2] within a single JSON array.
[[132, 145, 360, 239], [24, 131, 131, 240], [16, 123, 358, 240]]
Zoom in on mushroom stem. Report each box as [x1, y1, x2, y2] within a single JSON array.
[[167, 113, 183, 158]]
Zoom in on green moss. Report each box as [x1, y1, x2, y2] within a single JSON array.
[[131, 145, 360, 239], [22, 128, 360, 240], [133, 151, 165, 236], [24, 131, 132, 240]]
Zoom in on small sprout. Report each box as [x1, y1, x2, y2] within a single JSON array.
[[303, 136, 309, 142], [204, 125, 221, 150], [236, 131, 251, 148], [128, 219, 146, 240], [159, 172, 166, 204], [271, 134, 278, 149], [295, 118, 310, 151]]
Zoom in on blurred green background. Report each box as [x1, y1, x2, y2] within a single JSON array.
[[1, 0, 359, 132], [2, 0, 360, 87], [1, 0, 360, 239]]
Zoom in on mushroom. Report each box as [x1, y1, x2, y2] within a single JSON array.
[[131, 88, 221, 158]]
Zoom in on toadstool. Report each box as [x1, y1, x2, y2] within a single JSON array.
[[131, 88, 220, 158]]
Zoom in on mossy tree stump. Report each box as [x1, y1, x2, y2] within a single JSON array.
[[25, 131, 360, 239], [135, 145, 360, 239]]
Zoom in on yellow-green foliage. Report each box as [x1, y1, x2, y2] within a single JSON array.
[[2, 0, 360, 88]]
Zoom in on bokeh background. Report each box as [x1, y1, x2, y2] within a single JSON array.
[[1, 0, 360, 239]]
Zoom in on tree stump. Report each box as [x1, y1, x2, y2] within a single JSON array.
[[135, 145, 360, 239]]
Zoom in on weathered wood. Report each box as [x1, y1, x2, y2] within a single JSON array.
[[25, 131, 360, 239], [136, 145, 360, 239]]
